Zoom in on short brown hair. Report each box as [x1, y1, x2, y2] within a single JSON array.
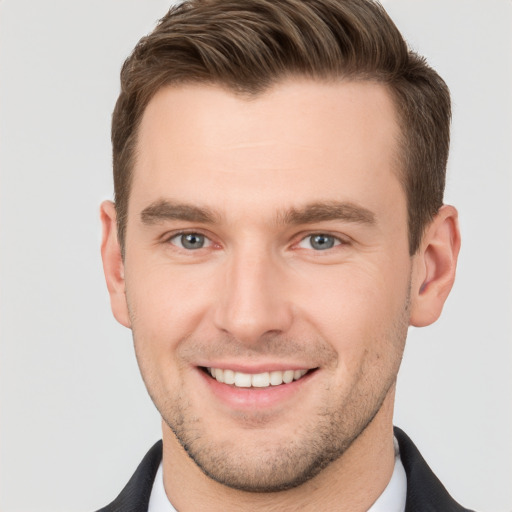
[[112, 0, 451, 254]]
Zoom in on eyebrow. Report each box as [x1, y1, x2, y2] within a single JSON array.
[[140, 200, 220, 225], [278, 201, 376, 226], [140, 199, 375, 227]]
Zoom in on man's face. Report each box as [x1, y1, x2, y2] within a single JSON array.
[[121, 80, 412, 491]]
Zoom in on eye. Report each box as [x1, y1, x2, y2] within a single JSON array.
[[298, 234, 341, 251], [169, 232, 211, 250]]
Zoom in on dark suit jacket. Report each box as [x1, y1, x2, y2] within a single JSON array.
[[96, 427, 474, 512]]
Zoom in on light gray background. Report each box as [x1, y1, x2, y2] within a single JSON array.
[[1, 1, 511, 511]]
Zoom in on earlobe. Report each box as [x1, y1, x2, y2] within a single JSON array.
[[410, 205, 461, 327], [100, 200, 131, 328]]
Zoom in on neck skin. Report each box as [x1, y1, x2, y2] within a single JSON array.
[[161, 384, 397, 512]]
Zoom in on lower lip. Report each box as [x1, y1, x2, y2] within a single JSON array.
[[197, 368, 315, 410]]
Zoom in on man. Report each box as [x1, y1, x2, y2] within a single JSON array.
[[98, 0, 471, 510]]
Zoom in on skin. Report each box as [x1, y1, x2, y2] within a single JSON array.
[[101, 80, 460, 511]]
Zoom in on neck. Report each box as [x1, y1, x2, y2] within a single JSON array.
[[162, 387, 397, 512]]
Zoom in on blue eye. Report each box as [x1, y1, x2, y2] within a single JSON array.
[[171, 233, 210, 250], [298, 234, 340, 250]]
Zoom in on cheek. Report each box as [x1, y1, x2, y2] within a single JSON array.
[[126, 268, 201, 391], [126, 256, 217, 335], [295, 260, 410, 352]]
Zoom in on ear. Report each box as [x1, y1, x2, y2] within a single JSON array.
[[100, 200, 131, 328], [410, 205, 461, 327]]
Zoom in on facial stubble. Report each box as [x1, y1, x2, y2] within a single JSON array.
[[130, 290, 410, 494]]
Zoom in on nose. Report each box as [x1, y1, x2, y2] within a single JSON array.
[[213, 248, 294, 345]]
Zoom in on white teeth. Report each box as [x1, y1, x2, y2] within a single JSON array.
[[269, 370, 283, 386], [207, 367, 310, 388], [223, 369, 235, 385], [283, 370, 294, 384], [251, 372, 270, 388], [234, 372, 251, 388]]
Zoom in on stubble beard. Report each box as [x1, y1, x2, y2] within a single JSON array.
[[137, 344, 408, 491], [131, 291, 410, 493], [162, 376, 398, 493]]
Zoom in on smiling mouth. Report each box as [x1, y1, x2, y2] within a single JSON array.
[[203, 367, 315, 388]]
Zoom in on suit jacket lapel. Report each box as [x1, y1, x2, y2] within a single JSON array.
[[394, 427, 473, 512], [95, 441, 162, 512]]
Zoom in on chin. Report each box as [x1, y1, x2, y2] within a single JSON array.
[[162, 394, 381, 493]]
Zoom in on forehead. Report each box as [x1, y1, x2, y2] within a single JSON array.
[[131, 79, 403, 220]]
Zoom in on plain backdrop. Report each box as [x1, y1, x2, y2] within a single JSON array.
[[0, 1, 511, 511]]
